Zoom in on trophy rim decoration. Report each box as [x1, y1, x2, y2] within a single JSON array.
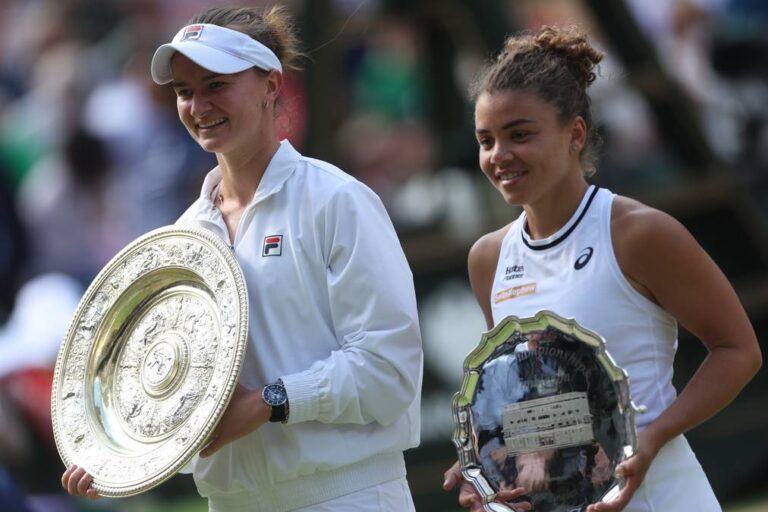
[[451, 310, 643, 510], [51, 225, 249, 497]]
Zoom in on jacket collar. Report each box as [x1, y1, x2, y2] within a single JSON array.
[[195, 140, 300, 219]]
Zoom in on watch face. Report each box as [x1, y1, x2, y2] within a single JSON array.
[[263, 383, 287, 406]]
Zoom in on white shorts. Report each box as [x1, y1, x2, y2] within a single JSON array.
[[624, 435, 720, 511], [208, 477, 415, 512]]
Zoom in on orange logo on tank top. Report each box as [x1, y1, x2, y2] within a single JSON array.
[[494, 282, 537, 303]]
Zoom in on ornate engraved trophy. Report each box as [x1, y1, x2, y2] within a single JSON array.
[[51, 226, 249, 497], [452, 311, 644, 511]]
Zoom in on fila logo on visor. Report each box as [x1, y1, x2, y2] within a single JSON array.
[[263, 235, 283, 257], [181, 25, 204, 41]]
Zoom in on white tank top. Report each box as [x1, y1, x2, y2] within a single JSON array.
[[491, 185, 677, 428]]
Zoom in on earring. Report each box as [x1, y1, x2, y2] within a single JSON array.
[[262, 100, 269, 109], [571, 143, 579, 152]]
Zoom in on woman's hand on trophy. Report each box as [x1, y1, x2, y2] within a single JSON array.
[[443, 461, 531, 511], [586, 430, 661, 512], [200, 384, 270, 458], [61, 464, 99, 499]]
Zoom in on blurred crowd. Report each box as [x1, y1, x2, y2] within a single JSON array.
[[1, 0, 767, 510]]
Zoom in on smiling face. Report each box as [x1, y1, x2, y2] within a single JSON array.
[[170, 53, 280, 156], [474, 88, 586, 208]]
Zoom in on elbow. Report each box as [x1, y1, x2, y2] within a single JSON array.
[[371, 361, 422, 427], [738, 336, 762, 383], [750, 341, 762, 376], [379, 368, 422, 426], [373, 397, 417, 427]]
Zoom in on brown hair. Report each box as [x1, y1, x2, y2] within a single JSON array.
[[189, 6, 303, 71], [471, 25, 604, 176]]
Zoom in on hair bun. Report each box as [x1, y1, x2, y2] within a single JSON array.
[[533, 25, 603, 86], [474, 24, 604, 176]]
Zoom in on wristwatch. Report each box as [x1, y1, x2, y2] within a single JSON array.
[[262, 379, 289, 423]]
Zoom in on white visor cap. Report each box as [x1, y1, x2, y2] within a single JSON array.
[[151, 23, 282, 84]]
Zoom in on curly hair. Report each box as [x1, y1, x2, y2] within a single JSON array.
[[471, 26, 604, 176]]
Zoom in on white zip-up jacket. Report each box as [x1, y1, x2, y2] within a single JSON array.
[[176, 141, 423, 509]]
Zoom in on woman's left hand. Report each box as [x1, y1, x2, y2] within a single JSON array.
[[200, 384, 271, 457], [586, 431, 660, 512], [443, 462, 531, 512]]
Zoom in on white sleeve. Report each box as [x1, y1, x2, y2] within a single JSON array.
[[280, 181, 423, 426]]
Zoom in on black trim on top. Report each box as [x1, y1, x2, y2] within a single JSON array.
[[522, 186, 600, 251]]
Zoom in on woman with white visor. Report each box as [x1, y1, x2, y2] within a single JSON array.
[[62, 7, 423, 511]]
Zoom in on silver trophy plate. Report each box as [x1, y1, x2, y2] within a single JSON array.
[[51, 226, 248, 497], [452, 311, 644, 512]]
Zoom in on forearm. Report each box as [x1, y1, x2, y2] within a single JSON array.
[[293, 182, 423, 426], [282, 327, 423, 425], [642, 345, 760, 452]]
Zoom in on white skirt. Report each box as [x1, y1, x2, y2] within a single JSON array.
[[208, 477, 415, 512], [624, 435, 720, 511]]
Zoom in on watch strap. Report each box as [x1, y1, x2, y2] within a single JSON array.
[[268, 379, 289, 424]]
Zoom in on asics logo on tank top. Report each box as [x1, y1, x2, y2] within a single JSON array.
[[574, 247, 594, 270]]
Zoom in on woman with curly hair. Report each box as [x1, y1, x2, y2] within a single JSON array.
[[444, 25, 760, 512]]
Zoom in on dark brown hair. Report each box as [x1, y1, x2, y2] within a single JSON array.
[[471, 25, 604, 175], [189, 6, 303, 71]]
